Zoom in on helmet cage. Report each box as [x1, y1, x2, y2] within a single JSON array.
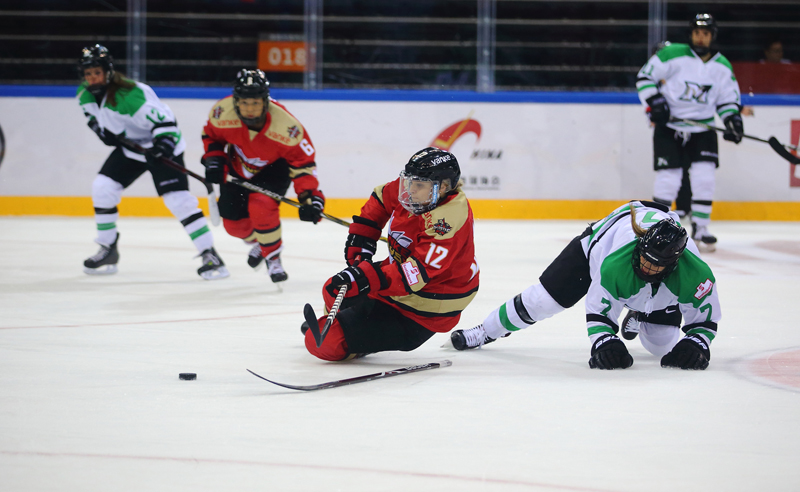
[[233, 69, 270, 127], [632, 219, 688, 283], [399, 171, 441, 215]]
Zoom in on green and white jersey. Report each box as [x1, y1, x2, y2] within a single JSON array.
[[636, 43, 741, 133], [580, 201, 720, 344], [77, 80, 185, 162]]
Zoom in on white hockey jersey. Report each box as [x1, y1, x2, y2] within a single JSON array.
[[636, 43, 741, 133], [580, 202, 720, 346], [77, 80, 185, 162]]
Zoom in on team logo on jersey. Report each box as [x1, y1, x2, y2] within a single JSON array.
[[287, 125, 301, 138], [388, 230, 413, 263], [212, 106, 223, 119], [694, 279, 714, 299], [433, 218, 452, 236], [232, 145, 269, 177], [679, 82, 713, 104]]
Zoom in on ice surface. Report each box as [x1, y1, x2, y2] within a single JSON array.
[[1, 217, 799, 491]]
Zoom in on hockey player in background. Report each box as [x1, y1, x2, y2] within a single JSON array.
[[303, 148, 480, 361], [201, 69, 325, 283], [637, 13, 743, 252], [77, 45, 228, 279], [451, 201, 720, 371]]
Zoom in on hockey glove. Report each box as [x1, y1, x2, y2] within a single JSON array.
[[202, 153, 227, 184], [344, 215, 382, 266], [145, 135, 177, 166], [723, 113, 744, 144], [88, 118, 118, 147], [646, 93, 671, 126], [324, 261, 388, 301], [588, 334, 634, 370], [298, 189, 325, 224], [661, 335, 710, 370]]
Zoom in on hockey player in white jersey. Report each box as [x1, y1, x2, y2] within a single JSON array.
[[451, 201, 721, 371], [77, 45, 228, 279], [636, 13, 743, 251]]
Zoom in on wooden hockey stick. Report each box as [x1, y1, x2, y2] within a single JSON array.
[[303, 283, 348, 348], [671, 118, 800, 165], [115, 136, 221, 226], [226, 175, 388, 243]]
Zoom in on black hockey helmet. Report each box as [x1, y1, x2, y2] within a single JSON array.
[[399, 147, 461, 214], [632, 218, 688, 283], [232, 69, 270, 127], [78, 44, 115, 82], [690, 13, 718, 41]]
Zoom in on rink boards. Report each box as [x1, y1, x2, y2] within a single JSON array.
[[1, 88, 799, 220]]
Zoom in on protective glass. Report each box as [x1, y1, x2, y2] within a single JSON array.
[[398, 171, 440, 214]]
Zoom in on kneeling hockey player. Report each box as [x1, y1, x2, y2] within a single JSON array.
[[304, 148, 480, 361], [201, 69, 325, 283], [451, 201, 720, 370], [77, 45, 227, 279]]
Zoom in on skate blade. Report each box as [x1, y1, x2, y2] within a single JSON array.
[[440, 336, 456, 349], [694, 240, 717, 253], [200, 266, 230, 280], [83, 264, 118, 275]]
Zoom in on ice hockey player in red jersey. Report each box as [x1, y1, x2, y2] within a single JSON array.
[[303, 147, 480, 361], [201, 69, 325, 282]]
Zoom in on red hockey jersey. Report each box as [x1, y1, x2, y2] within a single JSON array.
[[360, 178, 480, 333], [202, 96, 319, 196]]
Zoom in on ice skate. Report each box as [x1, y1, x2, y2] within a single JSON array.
[[247, 243, 265, 270], [620, 309, 640, 340], [83, 233, 120, 275], [197, 247, 230, 280], [266, 254, 288, 283], [450, 324, 500, 350], [692, 223, 717, 253]]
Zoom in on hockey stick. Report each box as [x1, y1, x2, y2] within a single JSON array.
[[226, 175, 388, 243], [115, 136, 221, 226], [246, 360, 452, 391], [303, 284, 348, 348], [672, 118, 800, 165], [0, 122, 5, 168]]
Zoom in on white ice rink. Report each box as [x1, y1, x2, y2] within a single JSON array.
[[1, 216, 799, 491]]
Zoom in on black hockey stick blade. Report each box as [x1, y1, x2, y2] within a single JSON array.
[[246, 360, 453, 391], [768, 137, 800, 165], [303, 303, 323, 347]]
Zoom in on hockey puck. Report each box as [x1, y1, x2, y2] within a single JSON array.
[[179, 373, 197, 381]]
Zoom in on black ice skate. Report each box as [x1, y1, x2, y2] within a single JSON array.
[[620, 310, 640, 340], [197, 247, 230, 280], [266, 254, 288, 283], [83, 233, 120, 275], [450, 324, 501, 350], [247, 243, 264, 270], [691, 222, 717, 253]]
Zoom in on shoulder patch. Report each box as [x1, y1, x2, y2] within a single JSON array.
[[422, 190, 470, 240], [657, 43, 694, 63], [208, 97, 242, 129], [265, 102, 304, 146]]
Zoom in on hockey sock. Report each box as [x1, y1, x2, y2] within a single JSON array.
[[94, 206, 119, 246], [162, 191, 213, 253], [689, 161, 716, 230]]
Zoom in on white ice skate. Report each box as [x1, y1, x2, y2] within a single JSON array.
[[197, 247, 230, 280]]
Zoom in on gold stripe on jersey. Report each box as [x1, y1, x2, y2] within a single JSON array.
[[265, 102, 305, 146], [207, 97, 242, 129], [395, 256, 429, 293], [372, 183, 387, 206], [288, 162, 317, 179], [421, 189, 469, 240], [387, 287, 479, 317]]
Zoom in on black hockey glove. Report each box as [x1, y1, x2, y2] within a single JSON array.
[[202, 154, 227, 184], [646, 93, 671, 126], [723, 113, 744, 144], [88, 118, 118, 147], [325, 261, 388, 300], [145, 135, 177, 166], [344, 216, 382, 266], [661, 335, 710, 370], [297, 189, 325, 224], [588, 334, 634, 370]]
